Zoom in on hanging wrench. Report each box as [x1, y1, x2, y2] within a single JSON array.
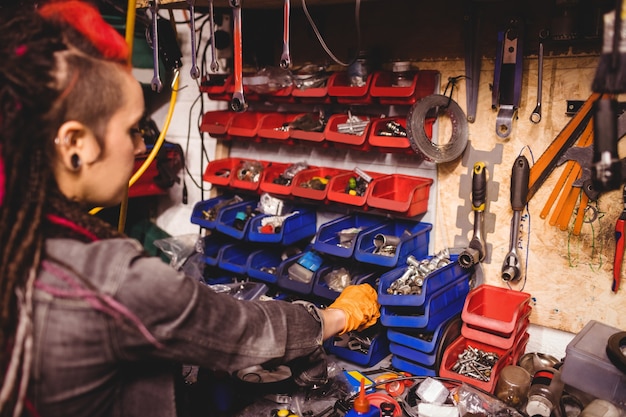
[[280, 0, 291, 69], [230, 0, 247, 112], [149, 0, 163, 92], [459, 162, 488, 269], [530, 39, 544, 124], [501, 155, 530, 282], [186, 0, 200, 79], [208, 0, 219, 72]]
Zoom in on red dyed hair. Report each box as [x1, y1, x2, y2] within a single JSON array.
[[38, 1, 129, 62]]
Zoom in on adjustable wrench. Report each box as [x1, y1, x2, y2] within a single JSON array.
[[530, 40, 543, 124], [280, 0, 291, 69], [501, 155, 530, 282], [459, 162, 488, 268], [230, 0, 247, 112], [187, 0, 200, 79], [208, 0, 219, 72], [149, 0, 163, 92]]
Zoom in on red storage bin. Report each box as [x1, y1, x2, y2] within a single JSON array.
[[257, 113, 300, 142], [414, 70, 440, 100], [366, 174, 433, 217], [291, 167, 348, 201], [324, 113, 372, 147], [200, 74, 232, 101], [229, 159, 268, 191], [288, 113, 326, 143], [227, 111, 264, 139], [202, 157, 240, 186], [439, 335, 514, 393], [368, 117, 434, 153], [462, 305, 531, 350], [327, 71, 373, 104], [259, 162, 316, 196], [200, 110, 235, 136], [370, 70, 420, 105], [461, 285, 532, 335], [292, 82, 331, 104], [326, 170, 385, 207]]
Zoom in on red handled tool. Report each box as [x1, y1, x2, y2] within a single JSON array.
[[613, 185, 626, 293]]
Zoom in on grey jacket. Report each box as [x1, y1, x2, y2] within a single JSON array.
[[29, 238, 326, 417]]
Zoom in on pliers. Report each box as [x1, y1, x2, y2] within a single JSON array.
[[613, 184, 626, 293]]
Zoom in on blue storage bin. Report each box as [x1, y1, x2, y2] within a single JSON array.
[[324, 330, 389, 367], [201, 233, 238, 266], [391, 355, 437, 377], [313, 213, 388, 258], [379, 273, 471, 331], [247, 208, 317, 245], [276, 252, 325, 295], [354, 221, 432, 267], [387, 314, 461, 354], [246, 248, 284, 283], [377, 255, 470, 307], [190, 194, 243, 230], [217, 243, 255, 275], [390, 342, 438, 366], [215, 198, 260, 240], [312, 264, 381, 301]]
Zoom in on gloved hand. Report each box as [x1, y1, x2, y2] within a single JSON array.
[[328, 284, 380, 335]]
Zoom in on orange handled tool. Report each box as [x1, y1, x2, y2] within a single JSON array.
[[613, 185, 626, 293]]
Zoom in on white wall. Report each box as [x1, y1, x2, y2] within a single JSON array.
[[142, 10, 575, 360]]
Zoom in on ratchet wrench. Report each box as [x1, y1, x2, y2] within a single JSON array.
[[230, 0, 247, 112], [187, 0, 200, 79], [208, 0, 219, 72], [459, 162, 488, 269], [149, 0, 163, 92], [530, 40, 544, 124], [501, 155, 530, 282], [280, 0, 291, 69]]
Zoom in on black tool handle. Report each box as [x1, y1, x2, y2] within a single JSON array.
[[472, 162, 487, 211], [511, 155, 530, 211]]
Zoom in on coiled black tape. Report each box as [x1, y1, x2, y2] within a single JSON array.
[[406, 94, 469, 163], [606, 331, 626, 374]]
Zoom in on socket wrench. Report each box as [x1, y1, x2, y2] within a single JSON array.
[[459, 162, 488, 268], [501, 155, 530, 282]]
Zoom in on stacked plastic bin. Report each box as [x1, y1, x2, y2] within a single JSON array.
[[378, 254, 473, 376], [439, 284, 532, 393]]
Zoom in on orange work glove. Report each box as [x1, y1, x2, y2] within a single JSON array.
[[328, 284, 380, 335]]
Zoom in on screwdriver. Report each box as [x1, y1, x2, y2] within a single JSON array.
[[459, 162, 488, 268], [501, 155, 530, 282], [613, 185, 626, 293]]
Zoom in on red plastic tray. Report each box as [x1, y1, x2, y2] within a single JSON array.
[[258, 162, 308, 196], [461, 305, 531, 350], [257, 113, 300, 141], [327, 71, 373, 104], [368, 117, 434, 153], [200, 74, 232, 101], [200, 110, 235, 136], [291, 81, 331, 104], [229, 159, 269, 191], [291, 167, 348, 200], [370, 70, 420, 105], [324, 113, 372, 146], [366, 174, 433, 217], [288, 113, 326, 143], [461, 285, 532, 335], [227, 111, 264, 139], [439, 335, 514, 393], [326, 170, 385, 207], [202, 157, 241, 186]]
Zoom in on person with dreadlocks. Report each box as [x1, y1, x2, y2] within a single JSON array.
[[0, 2, 381, 417]]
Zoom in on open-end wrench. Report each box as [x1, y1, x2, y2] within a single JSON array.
[[230, 0, 247, 112], [502, 155, 530, 282], [208, 0, 219, 72], [459, 162, 488, 269], [280, 0, 291, 69], [187, 0, 200, 79], [530, 40, 543, 124], [150, 0, 163, 92]]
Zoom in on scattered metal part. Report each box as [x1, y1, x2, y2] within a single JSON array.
[[386, 249, 452, 295], [377, 120, 407, 137], [452, 345, 500, 382], [336, 112, 370, 135]]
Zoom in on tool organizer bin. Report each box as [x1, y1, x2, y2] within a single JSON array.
[[387, 314, 462, 356], [247, 208, 317, 246], [461, 305, 531, 350], [259, 162, 312, 196], [391, 355, 438, 377], [324, 113, 372, 147], [366, 174, 433, 217], [327, 71, 374, 104], [291, 167, 349, 201], [326, 170, 385, 207], [291, 81, 331, 103], [276, 251, 326, 295], [246, 248, 284, 284], [324, 329, 390, 367], [191, 195, 245, 230], [288, 113, 326, 143], [201, 232, 237, 267], [461, 285, 532, 335], [217, 242, 256, 275], [202, 157, 243, 186], [200, 110, 235, 136], [227, 111, 265, 139], [379, 273, 471, 332], [354, 220, 432, 267], [313, 213, 389, 258], [200, 74, 232, 101], [311, 264, 382, 301], [228, 159, 270, 191], [377, 255, 469, 306], [215, 198, 260, 240], [257, 112, 300, 142]]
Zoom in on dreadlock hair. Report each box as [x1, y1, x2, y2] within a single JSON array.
[[0, 2, 131, 415]]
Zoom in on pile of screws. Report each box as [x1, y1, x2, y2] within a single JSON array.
[[386, 248, 452, 295], [201, 195, 243, 221], [376, 120, 407, 137], [451, 346, 500, 382], [336, 112, 370, 136]]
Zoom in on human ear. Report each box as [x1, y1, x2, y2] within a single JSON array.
[[54, 121, 102, 171]]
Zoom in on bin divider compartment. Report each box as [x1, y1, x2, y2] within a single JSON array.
[[313, 213, 389, 258]]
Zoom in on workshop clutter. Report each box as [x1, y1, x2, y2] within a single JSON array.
[[202, 158, 434, 217], [439, 285, 532, 393]]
